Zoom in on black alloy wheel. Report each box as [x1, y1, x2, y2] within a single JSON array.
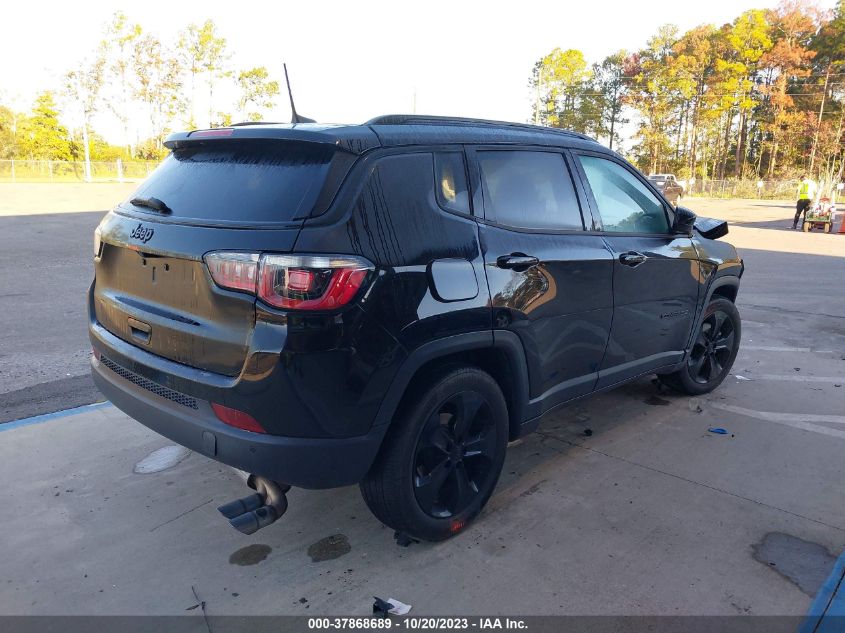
[[659, 297, 741, 396], [412, 391, 497, 518], [360, 366, 508, 541], [687, 309, 737, 385]]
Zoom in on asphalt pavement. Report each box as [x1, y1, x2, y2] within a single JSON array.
[[0, 184, 135, 422]]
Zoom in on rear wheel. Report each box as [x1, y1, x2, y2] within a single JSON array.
[[360, 366, 508, 541], [660, 298, 741, 396], [824, 223, 832, 234], [803, 221, 811, 232]]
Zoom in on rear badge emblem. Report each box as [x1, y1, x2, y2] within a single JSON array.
[[130, 223, 155, 244]]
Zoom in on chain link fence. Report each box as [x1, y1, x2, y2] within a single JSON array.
[[685, 179, 799, 200], [0, 160, 159, 183]]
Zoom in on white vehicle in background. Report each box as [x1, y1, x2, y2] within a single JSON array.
[[647, 173, 685, 204]]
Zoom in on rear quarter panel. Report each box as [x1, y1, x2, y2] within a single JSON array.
[[294, 149, 492, 350]]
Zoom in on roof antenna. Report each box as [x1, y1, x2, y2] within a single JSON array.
[[284, 63, 315, 124]]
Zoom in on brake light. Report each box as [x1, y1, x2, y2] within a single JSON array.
[[204, 251, 373, 311], [212, 402, 265, 434], [204, 252, 259, 292], [258, 254, 372, 310], [191, 128, 234, 138]]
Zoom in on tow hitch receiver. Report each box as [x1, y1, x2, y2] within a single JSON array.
[[217, 475, 291, 535]]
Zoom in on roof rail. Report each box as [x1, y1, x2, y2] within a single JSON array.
[[364, 114, 593, 141]]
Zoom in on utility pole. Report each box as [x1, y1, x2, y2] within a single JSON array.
[[74, 73, 92, 183], [809, 63, 831, 175]]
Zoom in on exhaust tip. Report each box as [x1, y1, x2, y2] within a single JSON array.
[[217, 494, 263, 520], [229, 505, 282, 535], [219, 476, 290, 535], [229, 512, 261, 535]]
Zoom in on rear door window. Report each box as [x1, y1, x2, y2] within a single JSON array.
[[124, 141, 334, 226], [478, 151, 584, 230]]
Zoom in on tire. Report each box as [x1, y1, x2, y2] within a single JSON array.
[[360, 366, 508, 541], [660, 298, 741, 396], [803, 221, 811, 232], [824, 223, 831, 234]]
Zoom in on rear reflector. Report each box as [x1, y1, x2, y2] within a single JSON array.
[[212, 403, 265, 434]]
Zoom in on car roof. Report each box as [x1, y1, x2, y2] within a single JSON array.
[[164, 115, 606, 155]]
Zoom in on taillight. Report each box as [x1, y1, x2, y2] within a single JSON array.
[[204, 251, 373, 311], [205, 252, 260, 293], [94, 226, 103, 259], [212, 402, 265, 434], [258, 254, 372, 310]]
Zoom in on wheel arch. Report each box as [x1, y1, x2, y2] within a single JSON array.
[[372, 331, 530, 441], [710, 282, 738, 303], [682, 274, 741, 357]]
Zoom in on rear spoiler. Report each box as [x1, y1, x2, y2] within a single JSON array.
[[164, 124, 380, 155]]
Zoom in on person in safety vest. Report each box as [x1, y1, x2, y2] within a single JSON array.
[[792, 175, 817, 229]]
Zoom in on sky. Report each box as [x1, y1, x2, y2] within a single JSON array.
[[0, 0, 837, 144]]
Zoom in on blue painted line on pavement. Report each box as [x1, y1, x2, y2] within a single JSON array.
[[0, 401, 113, 432], [799, 547, 845, 633]]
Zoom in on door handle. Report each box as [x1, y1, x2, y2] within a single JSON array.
[[619, 251, 648, 267], [496, 254, 539, 271]]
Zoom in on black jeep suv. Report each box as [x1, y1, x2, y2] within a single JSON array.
[[90, 115, 743, 541]]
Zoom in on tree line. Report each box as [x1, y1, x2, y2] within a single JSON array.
[[0, 12, 281, 163], [2, 3, 843, 187], [530, 0, 845, 185]]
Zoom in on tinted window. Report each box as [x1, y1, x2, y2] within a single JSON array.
[[435, 152, 470, 214], [125, 141, 333, 226], [478, 151, 583, 230], [579, 156, 670, 233]]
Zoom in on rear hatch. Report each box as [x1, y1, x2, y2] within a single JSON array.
[[93, 138, 341, 376]]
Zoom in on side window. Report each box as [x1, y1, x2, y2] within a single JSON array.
[[577, 155, 670, 234], [434, 152, 470, 214], [478, 151, 583, 230]]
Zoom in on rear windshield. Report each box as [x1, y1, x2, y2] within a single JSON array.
[[124, 141, 334, 226]]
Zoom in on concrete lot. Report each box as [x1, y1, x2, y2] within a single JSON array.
[[0, 185, 843, 616], [0, 184, 136, 421]]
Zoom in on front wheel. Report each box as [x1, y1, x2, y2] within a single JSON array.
[[660, 298, 741, 396], [803, 221, 811, 232], [360, 366, 508, 541]]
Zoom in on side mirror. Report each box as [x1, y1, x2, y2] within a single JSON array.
[[673, 206, 697, 234]]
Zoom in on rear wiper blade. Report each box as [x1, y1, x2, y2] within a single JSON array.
[[130, 196, 172, 214]]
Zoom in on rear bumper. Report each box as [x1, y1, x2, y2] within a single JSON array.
[[90, 350, 387, 489]]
